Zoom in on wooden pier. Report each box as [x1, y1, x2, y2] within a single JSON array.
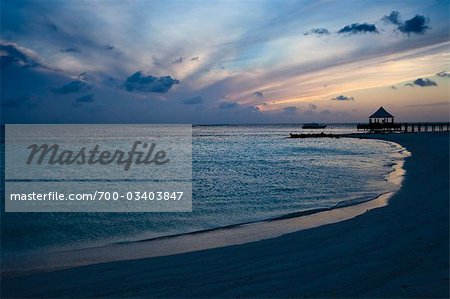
[[292, 107, 450, 137], [357, 107, 449, 133], [357, 122, 450, 133]]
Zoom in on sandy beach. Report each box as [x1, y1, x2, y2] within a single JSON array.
[[2, 132, 449, 298]]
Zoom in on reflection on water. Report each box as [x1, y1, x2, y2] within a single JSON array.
[[1, 124, 403, 259]]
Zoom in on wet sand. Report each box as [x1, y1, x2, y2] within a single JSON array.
[[2, 132, 449, 298]]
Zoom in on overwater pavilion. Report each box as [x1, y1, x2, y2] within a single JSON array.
[[357, 106, 401, 132], [369, 106, 394, 125], [357, 106, 450, 132]]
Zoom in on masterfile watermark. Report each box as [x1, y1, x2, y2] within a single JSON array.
[[26, 141, 169, 171], [5, 124, 192, 212]]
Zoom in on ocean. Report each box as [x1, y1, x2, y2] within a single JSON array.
[[1, 124, 407, 270]]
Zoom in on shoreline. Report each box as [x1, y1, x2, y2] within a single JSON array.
[[2, 132, 449, 298], [1, 139, 408, 278], [1, 191, 398, 278]]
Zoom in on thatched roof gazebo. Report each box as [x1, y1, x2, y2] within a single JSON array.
[[357, 106, 401, 132], [357, 106, 450, 133], [369, 106, 394, 124]]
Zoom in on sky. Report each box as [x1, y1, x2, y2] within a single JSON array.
[[1, 0, 449, 124]]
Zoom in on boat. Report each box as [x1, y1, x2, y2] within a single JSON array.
[[302, 123, 327, 129]]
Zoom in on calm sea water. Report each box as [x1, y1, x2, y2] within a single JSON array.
[[1, 124, 405, 259]]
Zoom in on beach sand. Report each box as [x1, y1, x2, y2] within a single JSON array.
[[2, 132, 449, 298]]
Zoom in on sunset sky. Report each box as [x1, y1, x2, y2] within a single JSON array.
[[1, 0, 449, 124]]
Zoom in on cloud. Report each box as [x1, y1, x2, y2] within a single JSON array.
[[59, 47, 80, 53], [75, 94, 94, 102], [283, 106, 298, 112], [172, 57, 184, 64], [219, 101, 239, 109], [382, 11, 401, 25], [412, 78, 438, 87], [1, 1, 449, 124], [436, 71, 450, 78], [257, 102, 268, 108], [0, 42, 41, 67], [382, 12, 430, 35], [182, 96, 203, 105], [304, 28, 330, 36], [53, 80, 91, 94], [415, 78, 436, 87], [308, 103, 317, 110], [190, 56, 199, 61], [77, 72, 90, 81], [253, 91, 264, 98], [331, 95, 354, 101], [338, 23, 378, 35], [391, 85, 397, 90], [123, 71, 179, 93], [398, 15, 429, 35]]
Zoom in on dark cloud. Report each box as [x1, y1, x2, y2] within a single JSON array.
[[219, 101, 239, 109], [105, 45, 114, 50], [0, 42, 40, 67], [123, 71, 179, 93], [404, 78, 438, 87], [308, 103, 317, 110], [382, 12, 429, 35], [77, 72, 89, 81], [283, 106, 298, 112], [190, 56, 199, 61], [412, 78, 438, 87], [59, 47, 80, 53], [382, 11, 401, 25], [304, 28, 330, 36], [253, 91, 264, 98], [399, 15, 429, 34], [331, 95, 354, 101], [172, 57, 184, 64], [436, 71, 450, 78], [53, 80, 91, 94], [182, 96, 203, 105], [338, 23, 378, 35], [75, 94, 94, 102]]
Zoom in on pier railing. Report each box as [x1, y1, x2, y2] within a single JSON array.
[[357, 122, 450, 133]]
